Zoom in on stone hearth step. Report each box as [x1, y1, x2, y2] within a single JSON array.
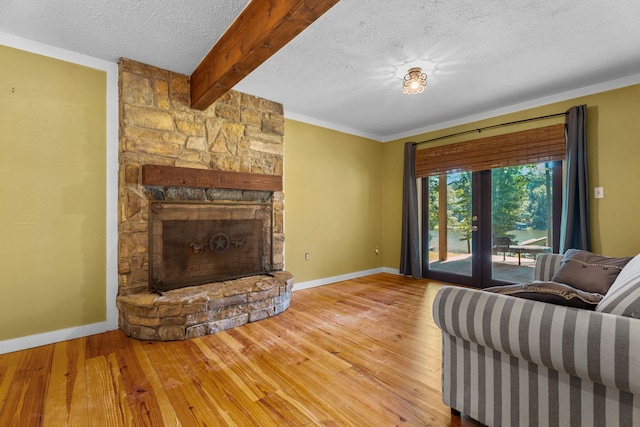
[[117, 271, 294, 341]]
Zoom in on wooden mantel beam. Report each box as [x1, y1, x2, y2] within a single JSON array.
[[141, 165, 283, 192], [190, 0, 340, 110]]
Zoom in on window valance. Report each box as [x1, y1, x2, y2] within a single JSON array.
[[415, 123, 565, 178]]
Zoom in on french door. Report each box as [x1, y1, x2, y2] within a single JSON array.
[[421, 162, 561, 288]]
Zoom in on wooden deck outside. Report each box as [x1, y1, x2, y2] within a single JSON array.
[[0, 273, 482, 426]]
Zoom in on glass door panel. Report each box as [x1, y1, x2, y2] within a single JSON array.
[[490, 163, 554, 283], [426, 172, 474, 280]]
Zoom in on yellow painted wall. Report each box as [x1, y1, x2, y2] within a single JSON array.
[[284, 119, 383, 283], [381, 137, 406, 270], [2, 47, 637, 340], [382, 84, 640, 269], [0, 45, 107, 340]]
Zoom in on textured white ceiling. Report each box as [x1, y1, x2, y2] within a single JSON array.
[[2, 0, 640, 141], [0, 0, 250, 74]]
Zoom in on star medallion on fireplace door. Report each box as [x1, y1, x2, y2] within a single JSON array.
[[210, 232, 230, 254]]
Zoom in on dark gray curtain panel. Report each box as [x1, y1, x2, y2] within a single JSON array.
[[400, 142, 421, 278], [560, 105, 591, 252]]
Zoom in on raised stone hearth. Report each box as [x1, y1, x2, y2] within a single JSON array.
[[117, 271, 293, 341]]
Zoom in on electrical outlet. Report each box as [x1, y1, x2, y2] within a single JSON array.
[[594, 187, 604, 199], [305, 252, 310, 261]]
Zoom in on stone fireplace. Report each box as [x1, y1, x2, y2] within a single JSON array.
[[116, 59, 292, 341]]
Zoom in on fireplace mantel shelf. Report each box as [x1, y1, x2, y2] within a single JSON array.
[[142, 165, 283, 192]]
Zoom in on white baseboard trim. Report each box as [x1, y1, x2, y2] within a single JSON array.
[[382, 267, 401, 275], [293, 267, 388, 291], [2, 268, 404, 353], [0, 322, 111, 355]]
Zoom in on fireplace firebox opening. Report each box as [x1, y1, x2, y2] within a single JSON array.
[[149, 199, 274, 292]]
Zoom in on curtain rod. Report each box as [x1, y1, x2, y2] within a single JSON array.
[[413, 112, 567, 146]]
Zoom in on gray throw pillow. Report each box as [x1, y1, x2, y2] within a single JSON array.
[[596, 254, 640, 318], [484, 281, 603, 310], [551, 249, 632, 295]]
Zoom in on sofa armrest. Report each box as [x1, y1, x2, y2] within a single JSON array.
[[533, 253, 563, 281], [433, 285, 640, 394]]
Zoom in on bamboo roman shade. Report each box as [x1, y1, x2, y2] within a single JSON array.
[[415, 123, 566, 178]]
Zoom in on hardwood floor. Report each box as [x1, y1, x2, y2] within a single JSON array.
[[0, 273, 482, 426]]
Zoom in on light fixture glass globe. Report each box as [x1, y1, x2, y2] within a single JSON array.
[[402, 67, 427, 95]]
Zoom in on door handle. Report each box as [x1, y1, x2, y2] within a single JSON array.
[[471, 225, 478, 232]]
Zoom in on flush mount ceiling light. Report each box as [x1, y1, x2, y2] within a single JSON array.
[[402, 67, 427, 94]]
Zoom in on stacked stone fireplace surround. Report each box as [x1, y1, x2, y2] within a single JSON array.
[[116, 59, 292, 341]]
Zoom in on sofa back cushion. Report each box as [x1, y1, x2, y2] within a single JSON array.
[[551, 249, 632, 294], [596, 254, 640, 318], [533, 253, 563, 281]]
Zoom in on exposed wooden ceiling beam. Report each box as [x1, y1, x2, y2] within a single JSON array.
[[190, 0, 340, 110]]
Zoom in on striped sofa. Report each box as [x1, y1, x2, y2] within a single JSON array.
[[433, 253, 640, 427]]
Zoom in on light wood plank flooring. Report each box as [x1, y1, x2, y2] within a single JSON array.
[[0, 273, 481, 426]]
